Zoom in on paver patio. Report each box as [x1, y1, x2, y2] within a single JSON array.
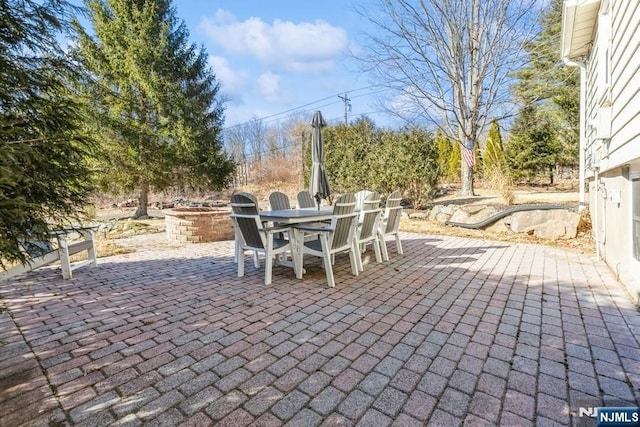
[[1, 231, 639, 426]]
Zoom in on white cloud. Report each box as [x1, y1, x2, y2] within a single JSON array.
[[256, 71, 288, 104], [198, 9, 348, 73], [208, 55, 249, 99]]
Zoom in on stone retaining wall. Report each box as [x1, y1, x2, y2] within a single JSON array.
[[164, 207, 234, 243]]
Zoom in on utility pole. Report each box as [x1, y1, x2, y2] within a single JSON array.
[[338, 93, 351, 125]]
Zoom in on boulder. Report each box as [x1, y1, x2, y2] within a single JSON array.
[[435, 212, 452, 223], [506, 209, 581, 239], [448, 205, 501, 225], [506, 210, 550, 233], [429, 204, 457, 222], [485, 219, 510, 233]]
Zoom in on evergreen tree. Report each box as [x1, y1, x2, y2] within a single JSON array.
[[506, 105, 560, 184], [447, 142, 461, 183], [483, 119, 508, 174], [321, 119, 440, 207], [511, 0, 579, 169], [323, 117, 377, 192], [483, 119, 514, 204], [435, 130, 452, 182], [72, 0, 234, 218], [474, 141, 484, 182], [1, 0, 94, 267]]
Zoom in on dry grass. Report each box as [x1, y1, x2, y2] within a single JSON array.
[[92, 238, 136, 258]]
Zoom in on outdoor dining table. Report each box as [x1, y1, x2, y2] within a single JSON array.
[[259, 207, 334, 279], [259, 206, 334, 225]]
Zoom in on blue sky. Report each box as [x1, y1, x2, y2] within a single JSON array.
[[170, 0, 391, 129]]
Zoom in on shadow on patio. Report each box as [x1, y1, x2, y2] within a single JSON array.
[[1, 232, 639, 426]]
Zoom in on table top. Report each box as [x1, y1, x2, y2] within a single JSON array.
[[259, 207, 334, 224]]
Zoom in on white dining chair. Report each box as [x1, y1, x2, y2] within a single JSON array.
[[378, 190, 404, 261], [355, 191, 383, 272], [297, 191, 316, 209], [294, 193, 360, 288], [230, 193, 298, 284]]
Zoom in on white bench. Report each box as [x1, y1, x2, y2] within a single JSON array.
[[1, 227, 97, 280]]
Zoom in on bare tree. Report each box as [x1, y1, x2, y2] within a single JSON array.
[[284, 116, 311, 188], [246, 117, 267, 181], [223, 126, 249, 186], [357, 0, 538, 195]]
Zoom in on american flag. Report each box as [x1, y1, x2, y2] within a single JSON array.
[[462, 140, 475, 167]]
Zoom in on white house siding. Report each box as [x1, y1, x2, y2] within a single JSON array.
[[576, 0, 640, 302], [606, 0, 640, 171]]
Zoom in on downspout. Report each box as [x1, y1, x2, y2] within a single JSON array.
[[564, 59, 587, 212], [564, 59, 597, 258]]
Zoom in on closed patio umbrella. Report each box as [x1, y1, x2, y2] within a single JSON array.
[[309, 110, 330, 206]]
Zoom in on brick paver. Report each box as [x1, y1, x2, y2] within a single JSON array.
[[1, 232, 639, 426]]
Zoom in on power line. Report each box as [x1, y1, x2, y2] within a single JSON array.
[[222, 85, 390, 131], [337, 93, 351, 124]]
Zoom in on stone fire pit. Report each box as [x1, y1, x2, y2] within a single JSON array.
[[163, 207, 234, 243]]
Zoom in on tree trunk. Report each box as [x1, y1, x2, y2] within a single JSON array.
[[134, 178, 149, 218], [460, 162, 474, 196], [459, 0, 479, 198]]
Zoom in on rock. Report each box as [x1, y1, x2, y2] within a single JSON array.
[[507, 210, 549, 233], [448, 209, 470, 224], [409, 211, 428, 219], [485, 219, 510, 233], [448, 205, 500, 225], [435, 212, 452, 223], [534, 221, 566, 239], [506, 209, 581, 239], [535, 210, 581, 239], [429, 204, 457, 222], [117, 198, 137, 208], [459, 204, 488, 215]]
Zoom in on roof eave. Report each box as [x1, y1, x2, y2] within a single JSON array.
[[561, 0, 601, 62]]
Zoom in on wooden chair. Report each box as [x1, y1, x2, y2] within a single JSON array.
[[355, 189, 373, 211], [231, 192, 261, 267], [269, 191, 291, 211], [268, 191, 292, 248], [296, 191, 316, 208], [294, 193, 359, 288], [355, 191, 383, 272], [1, 227, 97, 280], [230, 194, 298, 285], [378, 190, 404, 261]]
